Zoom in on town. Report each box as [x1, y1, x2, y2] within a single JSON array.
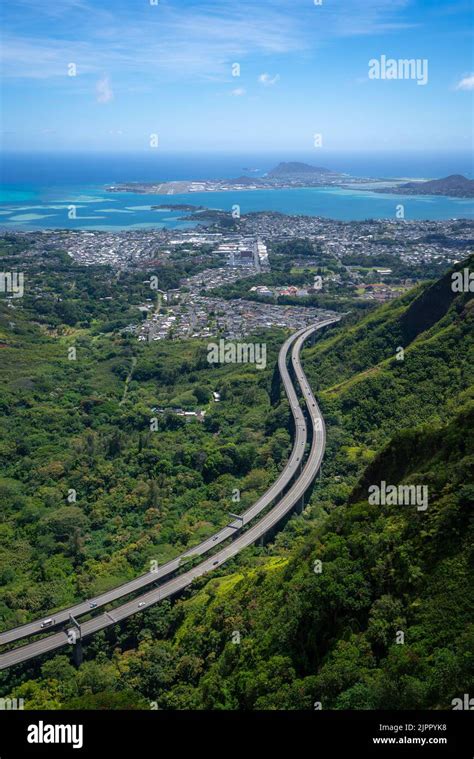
[[1, 213, 472, 341]]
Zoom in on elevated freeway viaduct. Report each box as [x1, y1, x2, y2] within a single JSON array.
[[0, 318, 338, 670]]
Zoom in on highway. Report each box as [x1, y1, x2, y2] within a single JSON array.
[[0, 324, 314, 648], [0, 319, 337, 669]]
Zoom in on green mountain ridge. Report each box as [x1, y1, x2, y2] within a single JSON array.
[[2, 256, 472, 710], [375, 174, 474, 198], [267, 162, 335, 176]]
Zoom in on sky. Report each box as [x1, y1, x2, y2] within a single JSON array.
[[0, 0, 473, 153]]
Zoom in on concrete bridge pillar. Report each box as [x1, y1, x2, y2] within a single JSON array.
[[72, 640, 83, 667]]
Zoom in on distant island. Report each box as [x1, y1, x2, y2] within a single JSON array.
[[373, 174, 474, 199], [151, 203, 207, 211], [106, 165, 473, 198], [267, 161, 333, 176], [106, 162, 345, 195]]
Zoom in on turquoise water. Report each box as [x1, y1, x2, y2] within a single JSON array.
[[0, 183, 472, 230]]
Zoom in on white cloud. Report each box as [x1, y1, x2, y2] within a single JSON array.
[[231, 87, 246, 96], [0, 0, 419, 84], [96, 75, 113, 103], [455, 74, 474, 90], [0, 3, 303, 82], [258, 73, 280, 86]]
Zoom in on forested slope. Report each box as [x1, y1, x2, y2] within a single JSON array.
[[2, 257, 473, 710], [0, 253, 292, 630]]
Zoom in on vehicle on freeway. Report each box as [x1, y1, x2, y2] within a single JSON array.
[[89, 602, 97, 608], [0, 320, 340, 670], [40, 618, 55, 628]]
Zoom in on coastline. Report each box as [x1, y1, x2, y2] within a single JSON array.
[[0, 181, 473, 232]]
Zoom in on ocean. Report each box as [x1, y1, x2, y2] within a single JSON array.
[[0, 151, 472, 230]]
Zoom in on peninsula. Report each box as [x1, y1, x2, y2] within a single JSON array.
[[106, 165, 474, 199], [106, 162, 345, 195], [372, 174, 474, 198]]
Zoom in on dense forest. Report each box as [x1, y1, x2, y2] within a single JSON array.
[[0, 249, 472, 710], [0, 239, 293, 630]]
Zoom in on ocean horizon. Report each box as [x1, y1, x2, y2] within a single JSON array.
[[1, 151, 473, 230]]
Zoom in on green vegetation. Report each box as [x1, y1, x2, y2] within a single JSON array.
[[0, 250, 472, 711], [0, 240, 293, 629], [209, 237, 455, 312], [209, 268, 370, 313]]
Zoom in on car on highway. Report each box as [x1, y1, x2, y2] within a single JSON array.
[[0, 322, 336, 670], [89, 602, 97, 608]]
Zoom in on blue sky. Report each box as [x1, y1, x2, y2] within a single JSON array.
[[1, 0, 472, 153]]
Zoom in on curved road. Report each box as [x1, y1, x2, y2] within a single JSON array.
[[0, 324, 314, 648], [0, 319, 337, 669]]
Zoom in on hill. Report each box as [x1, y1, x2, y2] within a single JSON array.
[[377, 174, 474, 198], [2, 255, 472, 710], [267, 162, 334, 176], [0, 237, 294, 633]]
